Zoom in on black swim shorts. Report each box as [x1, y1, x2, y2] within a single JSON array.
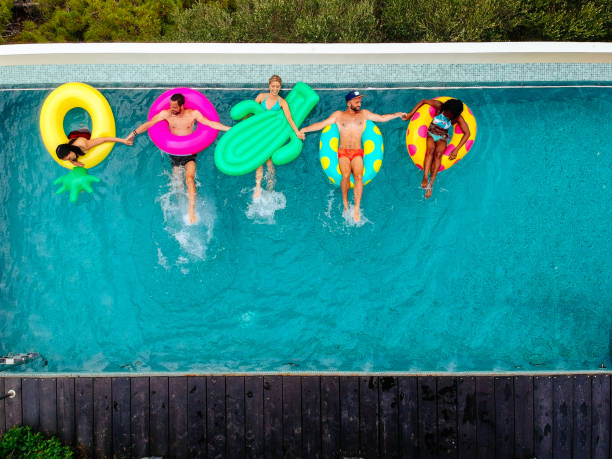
[[169, 154, 197, 167]]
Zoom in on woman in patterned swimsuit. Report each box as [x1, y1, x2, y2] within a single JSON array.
[[404, 99, 471, 199]]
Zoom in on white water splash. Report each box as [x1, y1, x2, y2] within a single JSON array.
[[157, 170, 216, 261], [342, 204, 371, 227], [245, 188, 286, 224]]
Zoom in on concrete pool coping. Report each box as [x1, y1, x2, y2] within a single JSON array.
[[1, 42, 611, 85], [1, 42, 612, 65], [3, 370, 611, 377]]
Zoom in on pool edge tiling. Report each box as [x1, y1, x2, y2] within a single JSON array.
[[1, 42, 611, 86]]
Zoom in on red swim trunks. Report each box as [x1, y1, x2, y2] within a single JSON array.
[[337, 148, 364, 161], [68, 129, 91, 140]]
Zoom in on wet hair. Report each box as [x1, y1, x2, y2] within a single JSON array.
[[170, 93, 185, 106], [269, 75, 282, 85], [56, 142, 84, 160], [440, 99, 464, 119]]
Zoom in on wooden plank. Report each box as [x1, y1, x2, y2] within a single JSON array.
[[207, 376, 227, 459], [263, 375, 282, 459], [359, 376, 379, 458], [187, 376, 206, 459], [572, 375, 591, 459], [112, 377, 131, 458], [75, 377, 94, 457], [245, 376, 264, 459], [398, 376, 418, 458], [437, 377, 457, 459], [57, 378, 75, 446], [130, 377, 150, 459], [339, 376, 360, 458], [0, 378, 5, 435], [534, 375, 553, 459], [93, 377, 112, 458], [282, 376, 302, 458], [39, 378, 57, 436], [494, 376, 514, 459], [4, 378, 22, 429], [150, 376, 169, 458], [169, 376, 188, 459], [379, 376, 399, 458], [513, 376, 534, 458], [457, 376, 477, 459], [301, 376, 321, 458], [591, 374, 610, 459], [552, 375, 572, 459], [22, 378, 39, 429], [418, 376, 437, 459], [227, 376, 246, 459], [321, 376, 340, 458], [475, 376, 495, 459]]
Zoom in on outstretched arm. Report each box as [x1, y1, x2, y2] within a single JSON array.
[[83, 136, 133, 150], [126, 111, 169, 141], [365, 110, 407, 123], [403, 99, 442, 121], [279, 99, 305, 140], [195, 111, 231, 132], [448, 115, 471, 160], [299, 111, 340, 135]]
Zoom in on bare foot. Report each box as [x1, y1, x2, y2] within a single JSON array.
[[354, 207, 360, 221], [421, 176, 428, 189], [253, 186, 261, 200], [189, 206, 197, 224], [425, 184, 432, 199]]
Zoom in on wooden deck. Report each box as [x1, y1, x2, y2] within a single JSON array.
[[0, 374, 610, 458]]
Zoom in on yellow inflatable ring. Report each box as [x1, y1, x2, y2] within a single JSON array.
[[405, 96, 477, 171], [40, 82, 116, 170]]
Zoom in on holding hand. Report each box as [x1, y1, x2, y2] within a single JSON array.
[[448, 146, 457, 160]]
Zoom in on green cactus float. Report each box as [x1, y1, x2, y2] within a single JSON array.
[[54, 167, 101, 203], [215, 81, 320, 175]]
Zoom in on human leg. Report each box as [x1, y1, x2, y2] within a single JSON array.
[[185, 160, 197, 223], [338, 156, 352, 212], [425, 140, 446, 199], [254, 164, 263, 199], [422, 136, 435, 188], [351, 156, 364, 221], [265, 158, 275, 191]]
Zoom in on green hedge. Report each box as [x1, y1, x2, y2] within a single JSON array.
[[0, 426, 74, 458], [3, 0, 611, 43]]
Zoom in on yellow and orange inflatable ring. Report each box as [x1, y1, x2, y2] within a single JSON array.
[[40, 82, 116, 170], [405, 96, 477, 171]]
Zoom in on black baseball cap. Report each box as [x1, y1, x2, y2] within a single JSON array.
[[345, 90, 365, 102]]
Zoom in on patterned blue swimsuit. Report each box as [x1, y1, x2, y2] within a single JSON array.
[[428, 113, 452, 142]]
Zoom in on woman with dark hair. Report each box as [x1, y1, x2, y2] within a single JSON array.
[[56, 128, 132, 167], [404, 98, 470, 198]]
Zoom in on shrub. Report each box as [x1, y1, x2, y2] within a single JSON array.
[[0, 425, 74, 458]]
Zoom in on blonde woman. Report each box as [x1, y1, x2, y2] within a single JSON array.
[[253, 75, 305, 199]]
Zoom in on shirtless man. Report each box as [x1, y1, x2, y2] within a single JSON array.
[[127, 93, 230, 224], [300, 91, 406, 221]]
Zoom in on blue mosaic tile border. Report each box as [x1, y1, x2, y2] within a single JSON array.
[[0, 63, 611, 86]]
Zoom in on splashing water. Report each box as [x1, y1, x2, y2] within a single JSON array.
[[245, 188, 287, 224], [157, 170, 216, 260]]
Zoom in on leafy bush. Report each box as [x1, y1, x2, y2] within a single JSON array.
[[168, 0, 380, 43], [0, 425, 74, 458], [14, 0, 182, 43]]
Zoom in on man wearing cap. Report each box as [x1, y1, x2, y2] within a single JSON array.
[[300, 91, 406, 221]]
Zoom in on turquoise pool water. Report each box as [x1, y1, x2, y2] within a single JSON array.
[[0, 85, 610, 372]]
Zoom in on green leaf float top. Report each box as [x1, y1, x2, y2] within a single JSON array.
[[215, 82, 319, 176]]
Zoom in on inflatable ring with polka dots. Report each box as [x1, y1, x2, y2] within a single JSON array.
[[405, 96, 477, 171], [318, 120, 383, 188]]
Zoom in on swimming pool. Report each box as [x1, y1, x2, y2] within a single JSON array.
[[0, 81, 610, 373]]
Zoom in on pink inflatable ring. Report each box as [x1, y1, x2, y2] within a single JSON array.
[[147, 87, 220, 156]]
